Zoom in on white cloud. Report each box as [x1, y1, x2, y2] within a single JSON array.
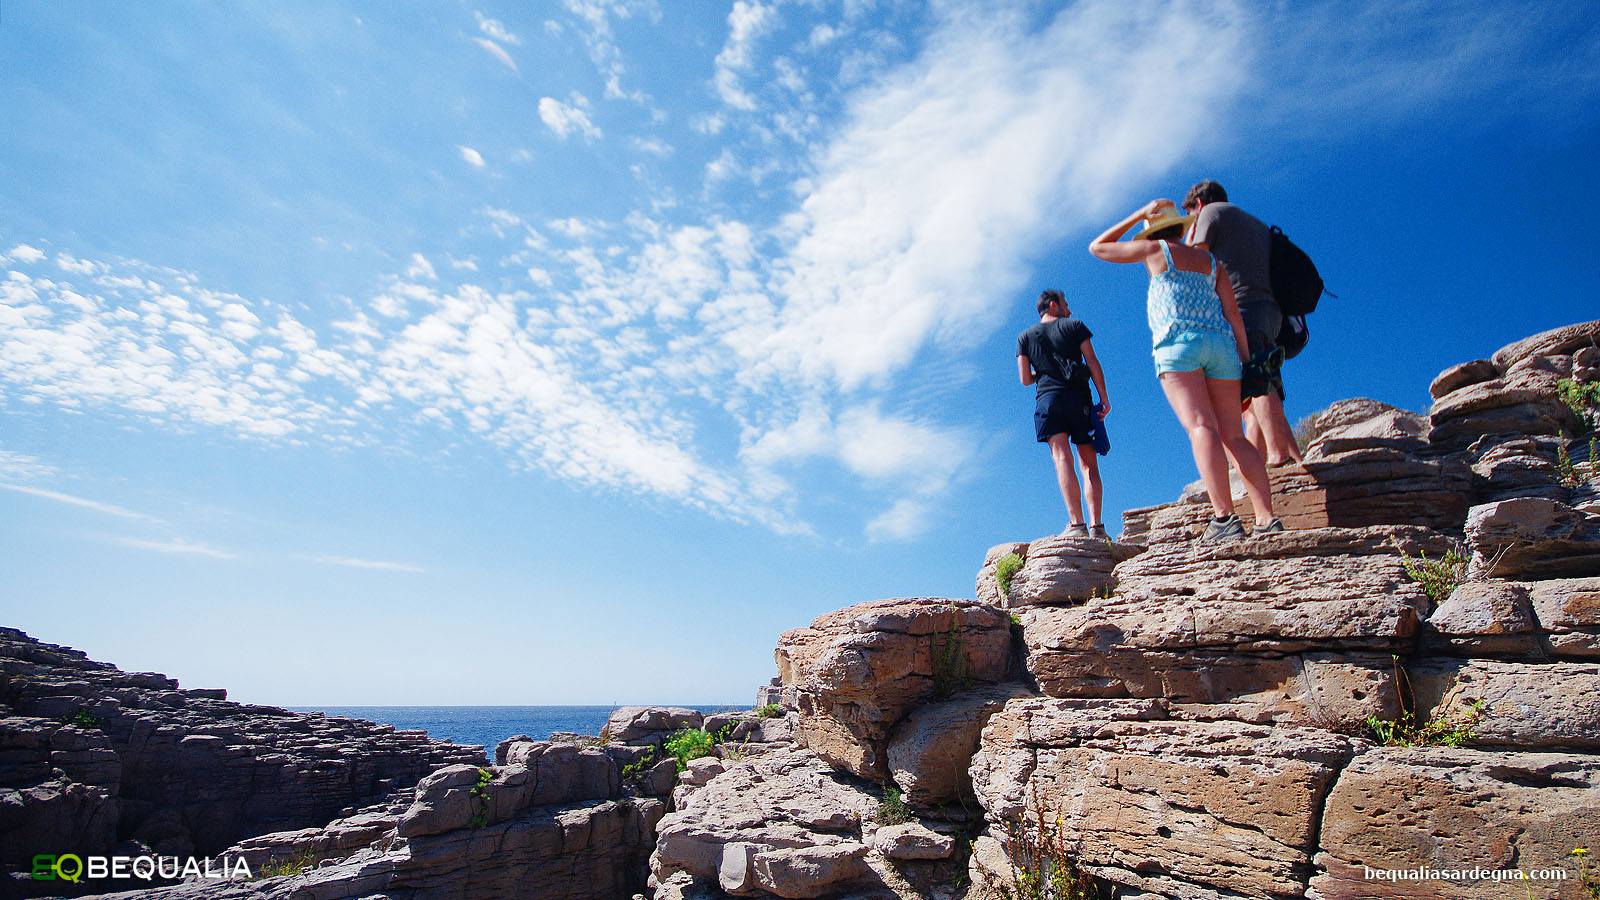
[[457, 145, 487, 169], [538, 96, 602, 140], [115, 536, 237, 560], [6, 244, 46, 264], [632, 136, 673, 157], [714, 1, 778, 110], [561, 0, 659, 101], [0, 450, 55, 480], [0, 483, 161, 523], [475, 11, 521, 45], [866, 496, 932, 542], [473, 37, 519, 73], [405, 253, 438, 280], [312, 554, 427, 574]]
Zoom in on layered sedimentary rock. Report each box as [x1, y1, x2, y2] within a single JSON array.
[[975, 536, 1145, 608], [0, 627, 481, 882], [90, 740, 663, 900], [774, 598, 1012, 781]]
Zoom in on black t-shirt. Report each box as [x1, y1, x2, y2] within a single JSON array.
[[1016, 318, 1092, 396]]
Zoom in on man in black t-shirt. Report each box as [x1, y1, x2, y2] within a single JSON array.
[[1017, 289, 1111, 538]]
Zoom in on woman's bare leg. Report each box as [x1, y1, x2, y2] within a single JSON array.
[[1159, 370, 1234, 518], [1206, 377, 1276, 523]]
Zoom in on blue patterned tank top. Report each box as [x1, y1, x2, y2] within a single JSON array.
[[1146, 241, 1232, 347]]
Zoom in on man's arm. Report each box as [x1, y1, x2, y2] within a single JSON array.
[[1216, 262, 1250, 363], [1080, 339, 1109, 416], [1186, 204, 1214, 252], [1017, 355, 1035, 387]]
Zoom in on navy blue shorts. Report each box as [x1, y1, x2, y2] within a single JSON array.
[[1035, 390, 1095, 444]]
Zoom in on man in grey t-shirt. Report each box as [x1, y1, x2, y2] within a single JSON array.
[[1183, 180, 1302, 466]]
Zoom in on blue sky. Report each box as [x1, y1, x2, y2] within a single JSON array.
[[2, 1, 1598, 705]]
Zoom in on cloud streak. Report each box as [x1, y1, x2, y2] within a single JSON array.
[[114, 536, 237, 560], [311, 555, 427, 574], [0, 482, 162, 523]]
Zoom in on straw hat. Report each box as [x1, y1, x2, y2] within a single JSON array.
[[1134, 208, 1192, 241]]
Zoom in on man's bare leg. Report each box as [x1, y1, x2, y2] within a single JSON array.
[[1254, 390, 1302, 465], [1074, 443, 1103, 527], [1048, 433, 1085, 525]]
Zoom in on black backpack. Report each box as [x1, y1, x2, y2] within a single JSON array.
[[1268, 226, 1324, 316], [1277, 313, 1309, 360]]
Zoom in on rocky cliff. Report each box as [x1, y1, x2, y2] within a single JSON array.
[[4, 320, 1598, 900]]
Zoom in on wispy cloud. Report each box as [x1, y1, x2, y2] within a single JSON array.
[[457, 145, 487, 169], [474, 11, 521, 46], [561, 0, 659, 101], [0, 450, 55, 480], [311, 555, 427, 574], [115, 536, 237, 560], [538, 95, 602, 140], [0, 483, 162, 523], [473, 38, 519, 73], [714, 0, 777, 110], [6, 244, 46, 264]]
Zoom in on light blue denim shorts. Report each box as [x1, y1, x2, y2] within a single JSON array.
[[1152, 329, 1242, 380]]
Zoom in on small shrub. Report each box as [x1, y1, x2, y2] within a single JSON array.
[[62, 709, 100, 730], [1292, 413, 1325, 449], [620, 746, 657, 781], [997, 789, 1102, 900], [1367, 699, 1487, 748], [753, 703, 783, 719], [664, 728, 715, 772], [467, 766, 493, 828], [931, 619, 970, 699], [1397, 546, 1469, 604], [1569, 848, 1599, 900], [257, 850, 318, 879], [994, 552, 1024, 601], [1557, 377, 1600, 433], [875, 786, 912, 825]]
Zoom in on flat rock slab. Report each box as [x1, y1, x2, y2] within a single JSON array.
[[1466, 498, 1600, 580], [970, 698, 1354, 900], [1002, 534, 1146, 607], [775, 598, 1011, 780], [1310, 747, 1600, 900], [1407, 658, 1600, 751]]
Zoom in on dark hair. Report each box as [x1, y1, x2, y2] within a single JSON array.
[[1183, 179, 1228, 210], [1037, 289, 1065, 315], [1145, 224, 1187, 242]]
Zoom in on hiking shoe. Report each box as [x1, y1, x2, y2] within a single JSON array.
[[1089, 524, 1109, 540], [1200, 515, 1245, 544], [1251, 517, 1285, 537], [1061, 523, 1090, 538]]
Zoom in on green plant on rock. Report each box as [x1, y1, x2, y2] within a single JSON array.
[[1569, 848, 1599, 900], [995, 552, 1024, 602], [620, 746, 657, 781], [997, 789, 1102, 900], [753, 703, 783, 719], [1557, 377, 1600, 433], [931, 618, 970, 699], [1396, 545, 1469, 604], [664, 728, 715, 772], [62, 709, 100, 730], [1367, 699, 1487, 748], [875, 785, 912, 826], [467, 766, 494, 828], [256, 850, 319, 879]]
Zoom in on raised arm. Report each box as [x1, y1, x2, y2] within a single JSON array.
[[1017, 354, 1035, 387], [1089, 199, 1170, 264], [1216, 262, 1250, 363], [1080, 338, 1110, 417]]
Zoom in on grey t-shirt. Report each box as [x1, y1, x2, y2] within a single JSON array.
[[1189, 201, 1275, 317]]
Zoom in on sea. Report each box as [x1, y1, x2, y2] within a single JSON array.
[[292, 706, 742, 759]]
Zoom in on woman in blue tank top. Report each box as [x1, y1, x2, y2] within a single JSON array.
[[1090, 199, 1280, 543]]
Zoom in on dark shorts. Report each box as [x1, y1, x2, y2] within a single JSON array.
[[1242, 303, 1287, 400], [1035, 390, 1096, 444]]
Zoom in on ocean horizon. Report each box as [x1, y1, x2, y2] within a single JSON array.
[[293, 705, 744, 757]]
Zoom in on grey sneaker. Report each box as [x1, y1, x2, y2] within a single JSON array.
[[1200, 515, 1245, 544], [1089, 524, 1109, 540], [1251, 517, 1285, 537], [1061, 523, 1089, 538]]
